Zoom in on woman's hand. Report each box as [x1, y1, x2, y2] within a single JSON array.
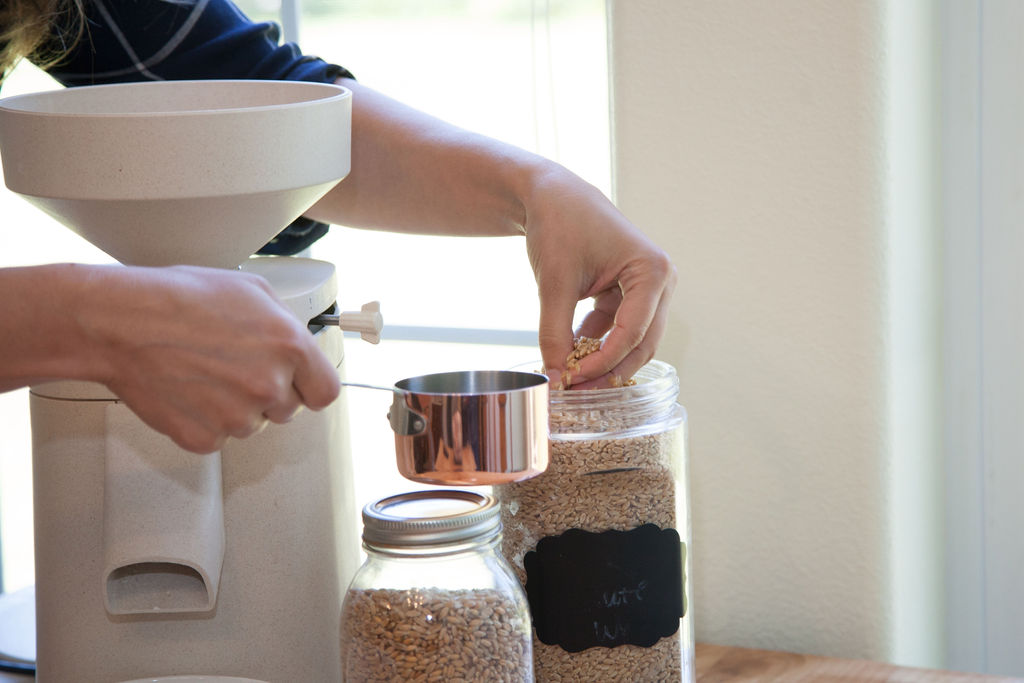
[[75, 265, 339, 453], [0, 263, 337, 454], [523, 166, 676, 389]]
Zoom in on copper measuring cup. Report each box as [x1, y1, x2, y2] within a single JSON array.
[[343, 370, 549, 486]]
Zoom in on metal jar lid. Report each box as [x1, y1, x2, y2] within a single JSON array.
[[361, 490, 501, 548]]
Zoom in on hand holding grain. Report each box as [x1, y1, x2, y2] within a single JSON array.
[[523, 166, 676, 390]]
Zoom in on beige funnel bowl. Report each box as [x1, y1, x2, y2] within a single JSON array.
[[0, 79, 351, 268]]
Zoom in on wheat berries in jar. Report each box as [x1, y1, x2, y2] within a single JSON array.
[[497, 360, 693, 683], [340, 490, 533, 682]]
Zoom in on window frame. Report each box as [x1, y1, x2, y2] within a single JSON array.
[[942, 0, 1024, 675]]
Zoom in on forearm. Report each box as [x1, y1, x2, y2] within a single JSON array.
[[305, 78, 553, 237], [0, 263, 113, 391]]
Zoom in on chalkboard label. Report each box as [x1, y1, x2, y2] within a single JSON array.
[[523, 524, 685, 653]]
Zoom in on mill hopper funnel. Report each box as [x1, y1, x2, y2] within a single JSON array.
[[0, 79, 352, 267]]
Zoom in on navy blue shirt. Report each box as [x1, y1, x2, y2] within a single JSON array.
[[44, 0, 355, 254]]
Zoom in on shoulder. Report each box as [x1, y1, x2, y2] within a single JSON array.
[[48, 0, 351, 85]]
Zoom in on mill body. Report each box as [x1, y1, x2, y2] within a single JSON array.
[[0, 79, 362, 681], [30, 258, 360, 682]]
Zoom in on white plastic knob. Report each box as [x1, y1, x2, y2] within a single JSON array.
[[338, 301, 383, 344]]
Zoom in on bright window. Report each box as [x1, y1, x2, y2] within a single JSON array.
[[0, 1, 609, 593], [289, 0, 610, 332]]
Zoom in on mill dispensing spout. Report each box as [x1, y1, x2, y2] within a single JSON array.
[[102, 403, 225, 615]]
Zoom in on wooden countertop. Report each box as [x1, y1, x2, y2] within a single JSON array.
[[697, 643, 1024, 682], [4, 643, 1022, 681]]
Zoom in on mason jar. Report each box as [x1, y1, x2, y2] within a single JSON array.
[[497, 359, 693, 682], [340, 490, 533, 682]]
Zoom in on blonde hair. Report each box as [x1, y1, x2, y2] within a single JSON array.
[[0, 0, 84, 81]]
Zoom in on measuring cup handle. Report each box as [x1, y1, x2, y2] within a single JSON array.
[[388, 393, 427, 436], [340, 382, 427, 436]]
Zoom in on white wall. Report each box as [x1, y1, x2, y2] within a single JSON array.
[[608, 0, 944, 668]]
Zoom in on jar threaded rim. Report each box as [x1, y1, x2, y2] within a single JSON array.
[[361, 489, 500, 549]]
